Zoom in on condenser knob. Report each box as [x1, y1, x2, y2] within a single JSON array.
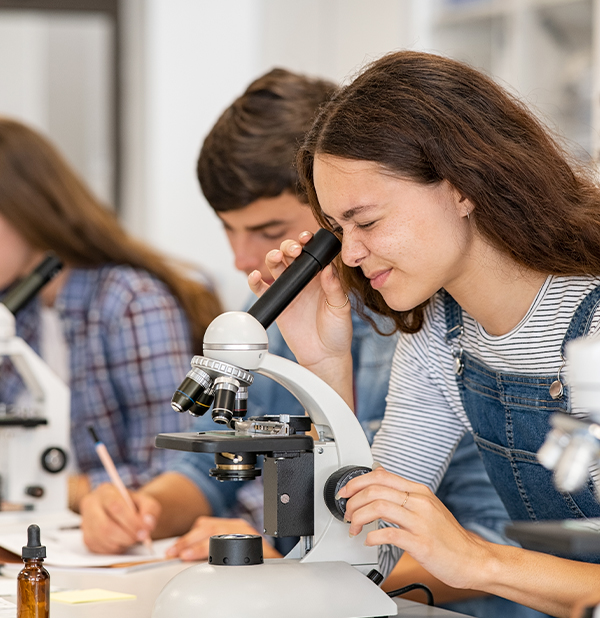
[[25, 486, 44, 498]]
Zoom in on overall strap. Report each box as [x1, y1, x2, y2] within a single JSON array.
[[560, 284, 600, 357], [443, 289, 463, 343]]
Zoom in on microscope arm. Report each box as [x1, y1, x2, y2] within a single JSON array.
[[0, 305, 70, 510], [0, 305, 67, 406], [256, 352, 377, 568], [256, 352, 372, 468]]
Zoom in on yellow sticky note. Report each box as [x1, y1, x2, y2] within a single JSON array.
[[51, 588, 136, 604]]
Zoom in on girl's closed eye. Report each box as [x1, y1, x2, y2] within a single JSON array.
[[355, 220, 376, 230]]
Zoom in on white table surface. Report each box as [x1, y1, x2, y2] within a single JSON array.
[[0, 562, 471, 618]]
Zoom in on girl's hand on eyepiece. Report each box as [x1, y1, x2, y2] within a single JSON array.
[[248, 231, 354, 408]]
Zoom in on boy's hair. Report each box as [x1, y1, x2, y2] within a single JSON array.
[[197, 68, 336, 212]]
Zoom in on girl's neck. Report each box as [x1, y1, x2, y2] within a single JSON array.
[[446, 238, 547, 337]]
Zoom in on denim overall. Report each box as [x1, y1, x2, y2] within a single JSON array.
[[444, 288, 600, 526]]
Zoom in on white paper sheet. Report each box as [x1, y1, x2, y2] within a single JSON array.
[[0, 529, 177, 568], [0, 580, 16, 597], [0, 598, 15, 618]]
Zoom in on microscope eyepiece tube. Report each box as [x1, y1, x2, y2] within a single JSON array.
[[2, 253, 63, 315], [247, 228, 341, 329]]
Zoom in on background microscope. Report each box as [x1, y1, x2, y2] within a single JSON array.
[[0, 254, 70, 513]]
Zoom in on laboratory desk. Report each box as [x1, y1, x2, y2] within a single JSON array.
[[1, 561, 472, 618]]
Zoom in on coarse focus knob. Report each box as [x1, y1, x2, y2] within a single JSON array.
[[323, 465, 372, 521], [41, 446, 68, 473]]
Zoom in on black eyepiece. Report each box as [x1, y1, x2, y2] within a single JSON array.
[[247, 229, 341, 329], [2, 253, 63, 315]]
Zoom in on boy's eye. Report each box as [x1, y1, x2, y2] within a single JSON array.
[[262, 231, 286, 240], [356, 221, 374, 230]]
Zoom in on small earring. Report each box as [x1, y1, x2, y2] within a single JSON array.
[[466, 210, 471, 220]]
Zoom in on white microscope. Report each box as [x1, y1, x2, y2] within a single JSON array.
[[0, 255, 70, 513], [153, 229, 398, 618]]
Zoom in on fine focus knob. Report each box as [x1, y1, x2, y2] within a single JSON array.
[[208, 534, 263, 566], [324, 465, 372, 521]]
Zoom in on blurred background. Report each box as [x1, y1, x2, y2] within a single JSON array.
[[0, 0, 598, 309]]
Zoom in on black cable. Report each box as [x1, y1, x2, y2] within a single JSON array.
[[386, 582, 434, 606]]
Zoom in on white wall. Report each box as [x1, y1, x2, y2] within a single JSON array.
[[122, 0, 424, 310], [0, 11, 114, 205], [122, 0, 262, 309]]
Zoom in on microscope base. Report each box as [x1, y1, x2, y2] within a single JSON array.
[[152, 559, 398, 617]]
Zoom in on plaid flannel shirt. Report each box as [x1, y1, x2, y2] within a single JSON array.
[[0, 265, 194, 488]]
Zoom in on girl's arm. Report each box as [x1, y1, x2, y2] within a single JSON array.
[[340, 467, 599, 618]]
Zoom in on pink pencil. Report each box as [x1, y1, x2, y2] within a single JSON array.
[[88, 426, 154, 554]]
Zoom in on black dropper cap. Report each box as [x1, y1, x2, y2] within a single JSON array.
[[22, 524, 46, 560]]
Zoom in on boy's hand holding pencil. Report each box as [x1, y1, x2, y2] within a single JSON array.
[[82, 426, 158, 555]]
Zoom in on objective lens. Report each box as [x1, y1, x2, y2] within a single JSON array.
[[212, 377, 240, 426], [234, 387, 248, 418], [171, 368, 213, 414], [189, 383, 215, 417]]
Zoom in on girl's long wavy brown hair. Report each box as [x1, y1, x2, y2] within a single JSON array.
[[297, 51, 600, 334], [0, 118, 222, 350]]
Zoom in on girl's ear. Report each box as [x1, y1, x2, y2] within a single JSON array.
[[449, 183, 472, 218]]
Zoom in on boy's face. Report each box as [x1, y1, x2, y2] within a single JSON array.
[[217, 193, 319, 284]]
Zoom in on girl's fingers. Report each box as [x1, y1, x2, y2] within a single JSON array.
[[364, 525, 409, 549], [278, 240, 304, 260], [298, 230, 313, 244], [344, 484, 416, 518], [339, 468, 420, 499], [320, 264, 347, 307], [347, 494, 418, 537], [248, 270, 270, 297], [265, 248, 293, 278]]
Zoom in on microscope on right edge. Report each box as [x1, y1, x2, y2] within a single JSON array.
[[153, 229, 398, 618], [508, 338, 600, 617]]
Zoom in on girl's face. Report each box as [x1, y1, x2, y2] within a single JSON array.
[[0, 214, 42, 290], [313, 155, 473, 312]]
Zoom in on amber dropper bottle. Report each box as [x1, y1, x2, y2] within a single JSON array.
[[17, 524, 50, 618]]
